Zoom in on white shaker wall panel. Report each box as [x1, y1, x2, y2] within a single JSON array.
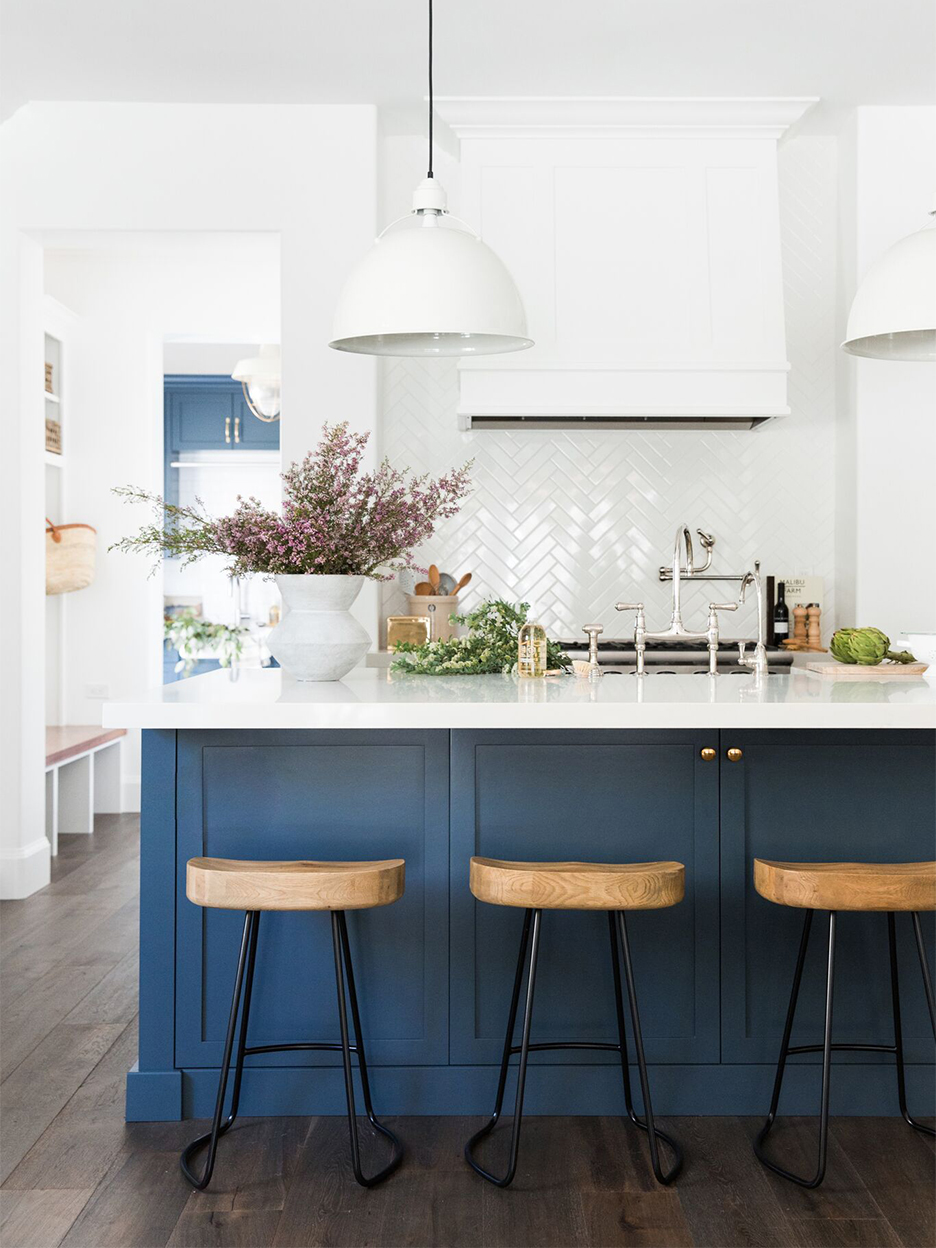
[[554, 165, 694, 357], [380, 136, 837, 648]]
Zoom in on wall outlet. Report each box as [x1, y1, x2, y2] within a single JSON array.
[[85, 683, 109, 699]]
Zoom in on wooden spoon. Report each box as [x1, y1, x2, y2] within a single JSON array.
[[452, 572, 472, 594], [428, 564, 441, 594], [413, 582, 434, 596]]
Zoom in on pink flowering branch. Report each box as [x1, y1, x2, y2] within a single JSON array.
[[111, 421, 473, 581]]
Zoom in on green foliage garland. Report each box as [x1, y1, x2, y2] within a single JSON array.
[[390, 599, 570, 675]]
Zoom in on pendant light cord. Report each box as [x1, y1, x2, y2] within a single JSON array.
[[427, 0, 434, 178]]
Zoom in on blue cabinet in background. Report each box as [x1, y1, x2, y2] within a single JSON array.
[[164, 375, 279, 502], [165, 375, 279, 453]]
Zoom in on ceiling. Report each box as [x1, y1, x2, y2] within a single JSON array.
[[3, 0, 934, 125]]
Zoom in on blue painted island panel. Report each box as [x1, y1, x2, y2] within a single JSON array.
[[129, 725, 934, 1120], [720, 729, 936, 1065], [450, 730, 720, 1066], [174, 729, 450, 1070]]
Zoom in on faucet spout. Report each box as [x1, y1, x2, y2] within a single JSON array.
[[738, 564, 769, 675], [670, 525, 693, 629]]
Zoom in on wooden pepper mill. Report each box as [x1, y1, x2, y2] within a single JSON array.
[[792, 605, 808, 645], [807, 603, 822, 649]]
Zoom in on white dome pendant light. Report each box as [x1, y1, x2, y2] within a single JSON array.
[[329, 0, 533, 358], [232, 345, 281, 421], [842, 206, 936, 360]]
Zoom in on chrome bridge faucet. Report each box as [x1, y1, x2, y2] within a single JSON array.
[[615, 524, 769, 676]]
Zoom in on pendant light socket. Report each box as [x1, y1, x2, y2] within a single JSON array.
[[413, 177, 447, 212]]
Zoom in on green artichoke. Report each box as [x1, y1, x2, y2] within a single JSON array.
[[830, 627, 916, 666]]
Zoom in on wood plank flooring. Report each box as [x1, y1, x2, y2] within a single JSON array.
[[2, 816, 933, 1248]]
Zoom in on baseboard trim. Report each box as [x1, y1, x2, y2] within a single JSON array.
[[0, 836, 51, 899], [126, 1060, 935, 1121], [126, 1064, 183, 1121], [121, 778, 141, 813]]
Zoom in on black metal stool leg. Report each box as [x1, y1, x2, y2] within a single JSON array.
[[181, 910, 261, 1189], [332, 911, 404, 1185], [755, 910, 836, 1189], [891, 912, 936, 1137], [331, 911, 403, 1187], [609, 911, 683, 1183], [911, 912, 936, 1037], [465, 908, 541, 1187]]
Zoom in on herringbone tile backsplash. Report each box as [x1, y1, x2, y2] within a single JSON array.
[[380, 137, 837, 647]]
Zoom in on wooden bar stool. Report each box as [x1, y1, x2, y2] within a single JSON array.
[[464, 856, 685, 1188], [180, 857, 406, 1191], [753, 858, 936, 1189]]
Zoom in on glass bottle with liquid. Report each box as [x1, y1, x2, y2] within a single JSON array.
[[773, 581, 789, 642], [518, 622, 547, 678]]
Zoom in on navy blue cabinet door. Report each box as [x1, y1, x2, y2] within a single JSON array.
[[167, 382, 235, 450], [165, 377, 279, 453], [236, 396, 280, 448], [450, 730, 720, 1066], [720, 729, 936, 1064], [175, 729, 449, 1069]]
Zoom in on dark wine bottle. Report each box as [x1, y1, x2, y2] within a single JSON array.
[[773, 580, 790, 640]]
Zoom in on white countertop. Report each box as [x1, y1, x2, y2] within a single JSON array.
[[103, 666, 936, 731]]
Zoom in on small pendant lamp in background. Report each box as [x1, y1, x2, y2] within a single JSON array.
[[842, 205, 936, 360], [329, 0, 532, 358], [232, 344, 281, 421]]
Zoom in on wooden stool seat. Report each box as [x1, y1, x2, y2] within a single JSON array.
[[754, 859, 936, 913], [186, 857, 405, 912], [469, 856, 684, 911]]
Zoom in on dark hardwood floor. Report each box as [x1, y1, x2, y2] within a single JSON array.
[[1, 817, 933, 1248]]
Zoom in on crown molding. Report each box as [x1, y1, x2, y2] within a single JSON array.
[[432, 96, 819, 141]]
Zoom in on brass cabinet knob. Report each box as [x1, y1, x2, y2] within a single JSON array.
[[727, 747, 743, 762], [700, 747, 717, 761]]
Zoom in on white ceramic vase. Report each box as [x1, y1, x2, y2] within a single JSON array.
[[268, 574, 370, 682]]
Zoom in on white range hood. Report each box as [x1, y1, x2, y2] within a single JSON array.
[[435, 98, 817, 430]]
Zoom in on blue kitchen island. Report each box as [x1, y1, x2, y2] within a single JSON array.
[[103, 668, 936, 1122]]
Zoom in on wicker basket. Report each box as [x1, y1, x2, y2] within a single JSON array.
[[46, 518, 96, 595], [45, 418, 62, 454], [45, 362, 54, 393]]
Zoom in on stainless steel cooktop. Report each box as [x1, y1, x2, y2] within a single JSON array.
[[559, 637, 794, 672]]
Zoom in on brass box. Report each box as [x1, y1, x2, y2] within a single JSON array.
[[387, 615, 431, 650]]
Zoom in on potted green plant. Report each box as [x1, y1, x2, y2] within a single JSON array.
[[164, 611, 246, 678]]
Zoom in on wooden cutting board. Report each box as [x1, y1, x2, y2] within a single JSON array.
[[806, 659, 929, 679]]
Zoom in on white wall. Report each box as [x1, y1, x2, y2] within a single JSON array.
[[850, 106, 936, 639], [0, 230, 47, 897], [0, 102, 378, 895], [163, 343, 259, 375]]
